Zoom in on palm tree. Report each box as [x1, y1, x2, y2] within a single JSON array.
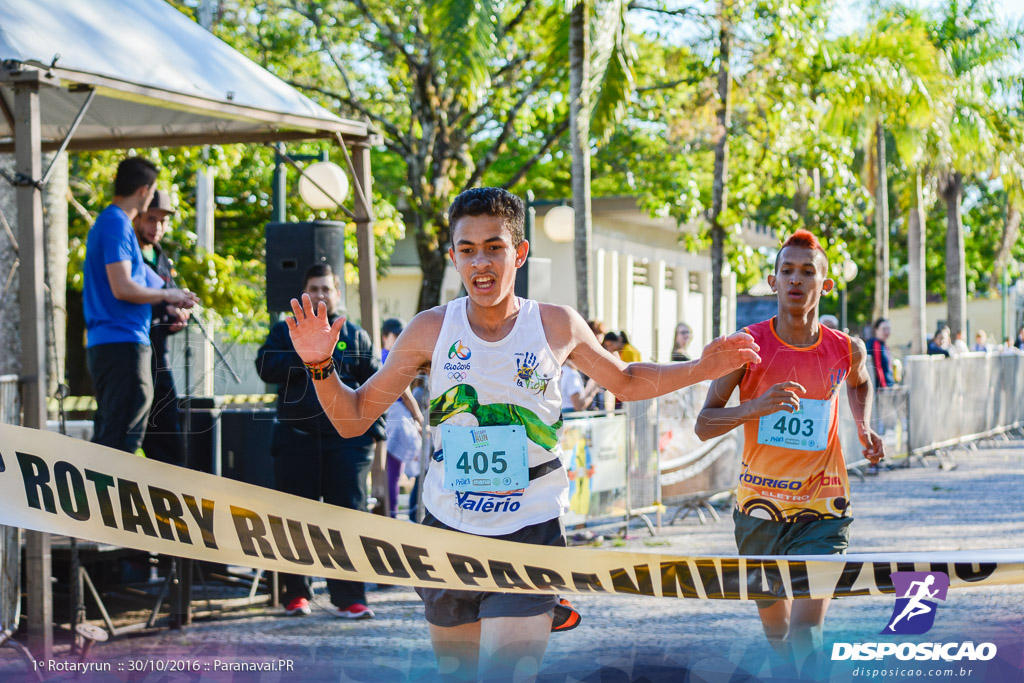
[[929, 0, 1021, 336], [569, 0, 593, 318], [567, 0, 636, 318], [709, 0, 732, 339], [820, 12, 945, 327]]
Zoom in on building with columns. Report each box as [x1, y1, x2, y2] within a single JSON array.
[[360, 196, 775, 362]]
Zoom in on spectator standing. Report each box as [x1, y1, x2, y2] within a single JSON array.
[[951, 330, 970, 355], [927, 326, 952, 357], [380, 317, 424, 518], [671, 322, 693, 361], [133, 190, 190, 467], [819, 315, 839, 330], [972, 330, 990, 352], [602, 330, 642, 362], [559, 360, 599, 413], [84, 157, 197, 453], [1014, 327, 1024, 350], [865, 318, 895, 389], [255, 264, 384, 620]]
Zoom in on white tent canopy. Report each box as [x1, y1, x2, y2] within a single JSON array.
[[0, 0, 369, 150]]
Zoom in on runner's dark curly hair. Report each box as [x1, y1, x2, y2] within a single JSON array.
[[448, 187, 525, 248]]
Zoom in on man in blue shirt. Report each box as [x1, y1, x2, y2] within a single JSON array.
[[84, 157, 198, 453]]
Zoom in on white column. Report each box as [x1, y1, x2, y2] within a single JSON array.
[[595, 248, 606, 322], [652, 260, 666, 361], [702, 271, 713, 346], [727, 271, 738, 334], [619, 253, 634, 333], [674, 266, 690, 326], [606, 250, 619, 328]]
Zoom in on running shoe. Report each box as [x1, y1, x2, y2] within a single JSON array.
[[551, 598, 581, 632], [284, 597, 311, 616], [333, 603, 375, 619]]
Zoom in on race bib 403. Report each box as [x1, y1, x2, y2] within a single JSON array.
[[756, 398, 831, 451]]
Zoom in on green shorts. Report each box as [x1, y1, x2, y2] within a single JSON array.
[[733, 508, 852, 608]]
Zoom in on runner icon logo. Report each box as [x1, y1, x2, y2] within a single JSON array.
[[883, 571, 949, 635]]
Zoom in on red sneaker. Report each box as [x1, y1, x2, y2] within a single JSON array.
[[551, 598, 581, 632], [333, 603, 375, 620], [284, 597, 311, 616]]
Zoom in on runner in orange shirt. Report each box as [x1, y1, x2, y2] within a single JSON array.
[[696, 229, 885, 675]]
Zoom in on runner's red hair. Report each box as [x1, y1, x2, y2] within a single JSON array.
[[775, 229, 828, 273]]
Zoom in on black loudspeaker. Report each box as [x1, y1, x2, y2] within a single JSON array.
[[220, 410, 276, 490], [265, 221, 347, 312]]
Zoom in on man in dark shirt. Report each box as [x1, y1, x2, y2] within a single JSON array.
[[256, 264, 384, 620], [134, 190, 190, 467]]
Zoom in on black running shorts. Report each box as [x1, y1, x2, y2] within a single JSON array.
[[415, 511, 565, 627], [733, 507, 852, 608]]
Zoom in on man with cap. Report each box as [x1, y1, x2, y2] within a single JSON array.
[[133, 189, 190, 467], [84, 157, 198, 454]]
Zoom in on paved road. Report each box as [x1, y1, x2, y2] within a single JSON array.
[[3, 440, 1022, 682]]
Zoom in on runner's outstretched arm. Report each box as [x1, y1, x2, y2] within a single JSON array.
[[846, 338, 885, 464], [553, 306, 760, 401], [286, 293, 438, 437]]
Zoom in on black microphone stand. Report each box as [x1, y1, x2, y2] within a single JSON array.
[[174, 309, 241, 628]]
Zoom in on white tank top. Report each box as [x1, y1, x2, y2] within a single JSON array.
[[424, 297, 569, 535]]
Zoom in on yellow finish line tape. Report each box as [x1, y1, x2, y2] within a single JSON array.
[[1, 424, 1021, 601]]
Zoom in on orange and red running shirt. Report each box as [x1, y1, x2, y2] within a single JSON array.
[[737, 317, 853, 523]]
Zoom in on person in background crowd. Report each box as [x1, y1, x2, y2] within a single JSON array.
[[928, 326, 952, 357], [865, 318, 895, 389], [84, 157, 198, 453], [559, 360, 600, 413], [602, 330, 642, 362], [671, 322, 694, 361], [587, 319, 608, 344], [819, 315, 839, 330], [255, 264, 384, 620], [951, 329, 970, 355], [380, 317, 425, 518], [133, 189, 190, 467], [972, 330, 990, 352], [1014, 326, 1024, 350]]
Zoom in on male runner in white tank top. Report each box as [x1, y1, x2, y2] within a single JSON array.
[[286, 187, 761, 681]]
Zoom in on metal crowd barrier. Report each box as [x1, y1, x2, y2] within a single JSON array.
[[625, 399, 660, 531], [905, 352, 1024, 455], [655, 382, 743, 524], [836, 383, 910, 471], [560, 411, 630, 529]]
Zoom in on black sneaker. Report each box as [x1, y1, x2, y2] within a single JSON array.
[[551, 598, 581, 632]]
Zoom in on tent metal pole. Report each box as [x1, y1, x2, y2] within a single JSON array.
[[14, 69, 53, 658], [38, 88, 95, 187]]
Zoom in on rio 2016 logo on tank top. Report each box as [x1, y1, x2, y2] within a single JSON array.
[[513, 351, 554, 394], [448, 340, 471, 360]]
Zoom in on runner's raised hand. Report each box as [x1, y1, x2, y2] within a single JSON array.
[[286, 293, 346, 365], [696, 331, 762, 380]]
